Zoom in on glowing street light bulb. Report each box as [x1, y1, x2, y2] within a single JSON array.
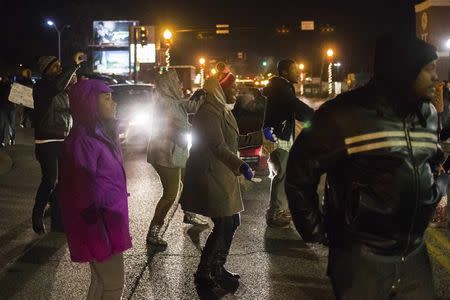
[[299, 63, 305, 71], [199, 57, 206, 65], [163, 29, 172, 40], [211, 68, 217, 75], [327, 49, 334, 58], [47, 20, 55, 26]]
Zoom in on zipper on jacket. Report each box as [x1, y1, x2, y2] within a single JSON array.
[[403, 119, 420, 258]]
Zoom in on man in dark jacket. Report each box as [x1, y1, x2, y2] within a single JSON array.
[[31, 53, 85, 234], [286, 36, 446, 299], [262, 59, 314, 227], [0, 75, 16, 147]]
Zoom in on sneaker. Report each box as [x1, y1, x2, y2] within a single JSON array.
[[9, 140, 15, 146], [266, 211, 291, 228], [0, 143, 5, 148], [184, 214, 209, 226]]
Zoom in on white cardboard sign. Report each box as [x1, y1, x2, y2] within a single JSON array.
[[8, 83, 34, 108]]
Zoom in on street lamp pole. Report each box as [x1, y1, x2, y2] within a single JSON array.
[[163, 29, 173, 72], [47, 20, 69, 62], [199, 57, 206, 88], [326, 49, 334, 96], [446, 38, 450, 81]]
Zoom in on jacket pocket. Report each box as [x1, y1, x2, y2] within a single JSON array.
[[344, 182, 362, 226]]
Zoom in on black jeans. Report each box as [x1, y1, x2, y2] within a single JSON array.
[[198, 214, 241, 271], [0, 108, 16, 143], [328, 244, 433, 300], [34, 142, 63, 230]]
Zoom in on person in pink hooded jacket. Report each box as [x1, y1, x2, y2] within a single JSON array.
[[60, 79, 132, 299]]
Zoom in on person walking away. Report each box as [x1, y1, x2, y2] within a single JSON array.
[[31, 53, 85, 234], [262, 59, 314, 227], [181, 75, 276, 288], [17, 69, 35, 128], [0, 75, 16, 146], [146, 69, 208, 248], [60, 80, 131, 300], [286, 35, 446, 299]]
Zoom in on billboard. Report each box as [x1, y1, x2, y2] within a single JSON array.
[[93, 20, 138, 46], [93, 50, 129, 75]]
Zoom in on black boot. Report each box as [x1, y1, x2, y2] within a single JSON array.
[[195, 225, 221, 288], [194, 266, 217, 288], [212, 251, 240, 283], [32, 203, 46, 234]]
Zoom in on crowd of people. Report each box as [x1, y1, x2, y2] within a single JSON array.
[[1, 32, 450, 299]]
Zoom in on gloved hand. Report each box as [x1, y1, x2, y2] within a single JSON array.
[[239, 163, 255, 181], [263, 127, 277, 143]]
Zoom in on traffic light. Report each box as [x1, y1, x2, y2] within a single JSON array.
[[139, 27, 148, 45]]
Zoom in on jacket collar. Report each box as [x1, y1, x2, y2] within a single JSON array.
[[205, 101, 239, 133]]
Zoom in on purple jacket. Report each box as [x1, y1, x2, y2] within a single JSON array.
[[60, 80, 132, 263]]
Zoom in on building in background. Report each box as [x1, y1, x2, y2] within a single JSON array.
[[416, 0, 450, 80]]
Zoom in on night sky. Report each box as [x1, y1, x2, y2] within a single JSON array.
[[1, 0, 422, 76]]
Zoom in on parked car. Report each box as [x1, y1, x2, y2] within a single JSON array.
[[110, 84, 156, 144]]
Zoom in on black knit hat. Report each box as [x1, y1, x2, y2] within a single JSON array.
[[374, 35, 437, 90]]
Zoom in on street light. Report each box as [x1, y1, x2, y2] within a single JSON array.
[[299, 63, 305, 95], [46, 20, 70, 61], [162, 29, 173, 71], [163, 29, 173, 40], [199, 57, 206, 87], [327, 48, 334, 58], [326, 49, 334, 96]]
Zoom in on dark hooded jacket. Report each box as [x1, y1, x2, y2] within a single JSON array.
[[32, 65, 78, 140], [286, 36, 446, 257], [263, 76, 314, 141]]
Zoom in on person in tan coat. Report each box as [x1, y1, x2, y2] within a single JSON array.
[[146, 70, 208, 248], [180, 75, 273, 287]]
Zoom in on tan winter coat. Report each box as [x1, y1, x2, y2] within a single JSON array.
[[180, 78, 262, 217], [147, 70, 203, 168]]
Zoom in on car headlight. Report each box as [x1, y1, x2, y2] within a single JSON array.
[[129, 112, 150, 126]]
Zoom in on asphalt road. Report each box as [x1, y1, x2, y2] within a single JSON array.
[[0, 128, 449, 300]]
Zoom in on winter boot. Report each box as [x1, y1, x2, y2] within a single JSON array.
[[146, 225, 168, 247], [266, 210, 291, 228], [194, 265, 217, 287], [32, 203, 46, 234], [184, 213, 209, 226], [212, 251, 240, 283]]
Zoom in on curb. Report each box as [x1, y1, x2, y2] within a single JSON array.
[[0, 150, 13, 176]]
